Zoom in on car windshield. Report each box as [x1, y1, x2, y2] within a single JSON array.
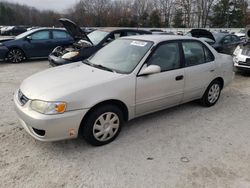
[[86, 39, 153, 74], [87, 30, 109, 45], [15, 29, 35, 39]]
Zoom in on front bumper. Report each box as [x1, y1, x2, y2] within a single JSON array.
[[48, 54, 73, 67], [14, 91, 88, 142], [0, 45, 9, 60], [233, 54, 250, 70]]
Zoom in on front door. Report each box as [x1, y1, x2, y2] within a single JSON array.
[[135, 42, 184, 116], [25, 30, 53, 57]]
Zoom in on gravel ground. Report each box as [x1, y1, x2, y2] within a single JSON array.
[[1, 60, 250, 188]]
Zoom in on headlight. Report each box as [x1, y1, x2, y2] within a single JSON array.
[[233, 45, 241, 56], [62, 51, 79, 60], [30, 100, 66, 115]]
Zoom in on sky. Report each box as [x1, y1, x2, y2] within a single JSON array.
[[2, 0, 78, 12]]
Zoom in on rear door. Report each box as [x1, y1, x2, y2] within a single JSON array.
[[182, 41, 216, 102], [136, 42, 185, 116], [52, 30, 74, 47], [220, 35, 233, 55]]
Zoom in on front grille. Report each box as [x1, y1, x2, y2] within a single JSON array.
[[241, 48, 250, 56], [239, 61, 250, 66], [18, 90, 29, 106]]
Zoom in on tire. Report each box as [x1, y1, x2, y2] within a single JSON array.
[[7, 48, 25, 63], [82, 105, 124, 146], [200, 80, 222, 107]]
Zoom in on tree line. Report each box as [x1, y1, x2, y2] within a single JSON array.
[[0, 0, 249, 28]]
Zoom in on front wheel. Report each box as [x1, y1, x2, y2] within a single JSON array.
[[200, 80, 222, 107], [82, 105, 124, 146], [7, 48, 25, 63]]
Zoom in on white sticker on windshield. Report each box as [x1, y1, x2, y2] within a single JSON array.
[[130, 41, 147, 47]]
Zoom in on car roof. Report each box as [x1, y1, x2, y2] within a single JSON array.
[[98, 28, 151, 33], [31, 27, 66, 32], [123, 35, 196, 43]]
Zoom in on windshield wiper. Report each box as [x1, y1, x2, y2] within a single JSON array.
[[82, 60, 115, 73], [94, 64, 115, 73]]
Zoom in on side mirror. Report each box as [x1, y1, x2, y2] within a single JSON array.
[[26, 36, 32, 40], [139, 65, 161, 76]]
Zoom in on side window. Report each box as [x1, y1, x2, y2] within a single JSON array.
[[126, 31, 140, 36], [182, 41, 205, 66], [222, 35, 232, 44], [53, 31, 69, 39], [31, 31, 50, 40], [204, 46, 215, 62], [231, 35, 240, 42], [148, 42, 181, 72]]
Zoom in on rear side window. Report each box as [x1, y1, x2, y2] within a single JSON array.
[[53, 31, 69, 39], [31, 31, 50, 40], [126, 31, 140, 36], [182, 41, 214, 67], [222, 35, 232, 44], [231, 35, 240, 42]]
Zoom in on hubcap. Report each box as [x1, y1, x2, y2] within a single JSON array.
[[8, 50, 23, 63], [208, 83, 220, 104], [93, 112, 120, 142]]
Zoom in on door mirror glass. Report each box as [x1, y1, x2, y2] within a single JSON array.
[[139, 65, 161, 76]]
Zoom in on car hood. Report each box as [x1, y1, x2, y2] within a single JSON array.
[[190, 29, 216, 43], [59, 18, 93, 45], [0, 37, 14, 43], [20, 62, 123, 101]]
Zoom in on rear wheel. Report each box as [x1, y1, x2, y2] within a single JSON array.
[[82, 105, 123, 146], [200, 80, 222, 107], [7, 48, 25, 63]]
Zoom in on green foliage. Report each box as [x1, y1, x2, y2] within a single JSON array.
[[149, 10, 162, 27], [210, 0, 247, 27], [173, 9, 185, 28]]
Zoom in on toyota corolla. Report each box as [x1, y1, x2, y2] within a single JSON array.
[[14, 35, 234, 146]]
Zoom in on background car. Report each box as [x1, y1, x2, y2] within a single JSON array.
[[212, 32, 242, 55], [0, 28, 74, 63], [188, 29, 242, 55], [233, 27, 250, 72], [48, 18, 152, 66], [1, 26, 28, 36], [15, 35, 234, 146]]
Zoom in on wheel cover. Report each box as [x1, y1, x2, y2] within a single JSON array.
[[208, 83, 220, 104], [8, 49, 23, 63], [93, 112, 120, 142]]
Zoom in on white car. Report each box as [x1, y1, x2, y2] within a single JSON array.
[[233, 42, 250, 72], [14, 35, 234, 146]]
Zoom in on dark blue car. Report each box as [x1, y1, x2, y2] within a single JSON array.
[[0, 28, 74, 63]]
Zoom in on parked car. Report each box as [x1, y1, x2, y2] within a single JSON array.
[[1, 26, 28, 36], [0, 28, 74, 63], [234, 28, 246, 40], [152, 31, 175, 35], [0, 26, 10, 35], [14, 35, 234, 146], [188, 29, 242, 55], [48, 18, 151, 66], [233, 28, 250, 72]]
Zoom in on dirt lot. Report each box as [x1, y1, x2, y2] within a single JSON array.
[[1, 60, 250, 188]]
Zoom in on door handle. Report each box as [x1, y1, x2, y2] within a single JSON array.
[[210, 69, 215, 72], [175, 75, 184, 81]]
